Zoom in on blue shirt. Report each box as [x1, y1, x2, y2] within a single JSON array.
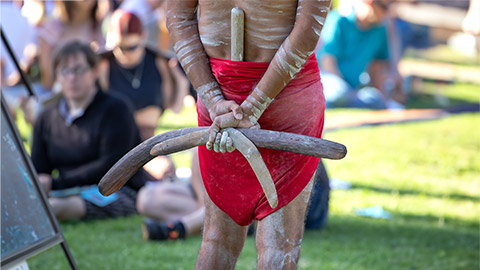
[[318, 10, 389, 88]]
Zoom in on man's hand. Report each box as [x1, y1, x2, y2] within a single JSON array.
[[38, 173, 52, 196], [208, 99, 243, 121], [207, 112, 259, 152]]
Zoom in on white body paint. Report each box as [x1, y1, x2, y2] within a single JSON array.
[[196, 81, 223, 108], [243, 2, 296, 50], [199, 8, 230, 47]]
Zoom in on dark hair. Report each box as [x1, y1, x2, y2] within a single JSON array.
[[56, 1, 99, 30], [53, 41, 99, 71]]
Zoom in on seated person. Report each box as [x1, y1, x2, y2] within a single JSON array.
[[317, 0, 404, 109], [31, 41, 150, 220], [138, 149, 206, 241], [99, 9, 189, 140], [37, 0, 105, 92], [99, 10, 191, 180]]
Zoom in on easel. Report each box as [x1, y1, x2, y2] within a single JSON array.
[[1, 27, 78, 270]]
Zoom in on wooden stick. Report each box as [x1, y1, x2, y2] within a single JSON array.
[[231, 7, 244, 61], [99, 127, 347, 196], [98, 127, 202, 196], [227, 128, 278, 209], [150, 128, 347, 160]]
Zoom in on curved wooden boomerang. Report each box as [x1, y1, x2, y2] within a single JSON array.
[[152, 128, 279, 208], [98, 127, 347, 209]]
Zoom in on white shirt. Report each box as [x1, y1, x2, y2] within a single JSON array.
[[0, 3, 36, 78]]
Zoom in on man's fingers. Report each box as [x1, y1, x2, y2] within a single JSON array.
[[213, 133, 222, 152], [230, 103, 243, 120], [237, 118, 261, 129], [208, 112, 244, 152], [219, 131, 228, 153], [226, 137, 235, 152], [216, 113, 239, 129], [207, 124, 220, 150]]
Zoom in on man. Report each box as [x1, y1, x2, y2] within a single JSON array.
[[318, 0, 403, 109], [31, 41, 148, 220], [167, 0, 330, 268]]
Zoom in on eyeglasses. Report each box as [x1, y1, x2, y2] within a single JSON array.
[[58, 65, 90, 77], [118, 44, 140, 52]]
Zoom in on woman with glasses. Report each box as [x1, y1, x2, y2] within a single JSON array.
[[99, 9, 189, 141]]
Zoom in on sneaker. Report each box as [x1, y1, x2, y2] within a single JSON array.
[[142, 218, 184, 241]]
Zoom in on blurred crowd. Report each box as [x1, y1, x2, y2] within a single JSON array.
[[0, 0, 478, 242], [1, 0, 202, 242]]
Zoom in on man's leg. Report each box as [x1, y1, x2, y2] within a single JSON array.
[[137, 182, 199, 221], [256, 177, 314, 270], [195, 194, 248, 270], [49, 196, 86, 220]]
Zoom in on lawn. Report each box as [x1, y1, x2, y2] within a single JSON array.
[[25, 104, 479, 269], [16, 43, 480, 269]]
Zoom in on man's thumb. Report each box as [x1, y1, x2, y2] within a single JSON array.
[[231, 105, 243, 120]]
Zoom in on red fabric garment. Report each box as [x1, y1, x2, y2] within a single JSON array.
[[197, 54, 325, 226]]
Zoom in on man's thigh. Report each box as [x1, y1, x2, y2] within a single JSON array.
[[203, 193, 248, 240], [195, 194, 248, 268]]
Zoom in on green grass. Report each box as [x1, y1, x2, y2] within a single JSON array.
[[25, 110, 479, 269], [14, 56, 479, 269], [404, 45, 480, 67], [407, 82, 480, 109]]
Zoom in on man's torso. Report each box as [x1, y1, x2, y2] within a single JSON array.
[[198, 0, 298, 62]]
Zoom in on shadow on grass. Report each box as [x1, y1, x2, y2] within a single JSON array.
[[301, 215, 479, 270], [349, 183, 478, 202], [406, 92, 479, 111], [388, 212, 479, 230], [27, 213, 479, 270]]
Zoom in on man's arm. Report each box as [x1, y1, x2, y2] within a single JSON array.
[[166, 0, 242, 127], [242, 0, 331, 121], [368, 60, 388, 96], [320, 54, 342, 77]]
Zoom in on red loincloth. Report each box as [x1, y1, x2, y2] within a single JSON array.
[[197, 54, 325, 226]]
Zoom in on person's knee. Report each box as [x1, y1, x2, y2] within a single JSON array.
[[356, 86, 386, 109], [202, 218, 248, 256], [49, 197, 64, 218], [136, 185, 170, 216], [136, 186, 151, 215], [320, 72, 352, 107], [49, 196, 85, 220]]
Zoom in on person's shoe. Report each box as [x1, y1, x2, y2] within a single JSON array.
[[142, 218, 185, 241]]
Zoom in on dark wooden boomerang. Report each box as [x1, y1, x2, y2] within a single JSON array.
[[98, 127, 347, 199]]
